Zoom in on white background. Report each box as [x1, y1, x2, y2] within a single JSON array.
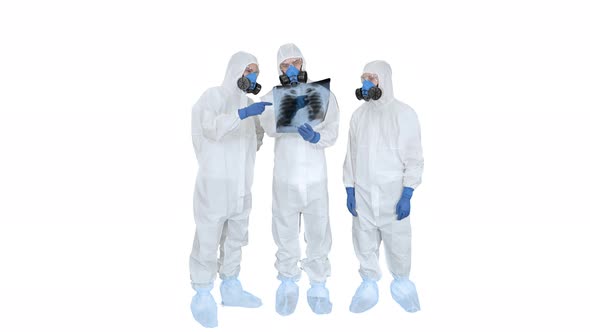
[[1, 0, 589, 331]]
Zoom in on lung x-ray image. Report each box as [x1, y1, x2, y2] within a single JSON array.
[[272, 78, 330, 133]]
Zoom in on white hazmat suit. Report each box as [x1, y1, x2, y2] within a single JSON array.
[[343, 60, 424, 313], [189, 52, 264, 327], [259, 44, 340, 315]]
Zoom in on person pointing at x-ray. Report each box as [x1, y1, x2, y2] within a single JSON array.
[[189, 51, 271, 328]]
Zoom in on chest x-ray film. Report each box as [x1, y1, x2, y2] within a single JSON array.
[[273, 78, 331, 133]]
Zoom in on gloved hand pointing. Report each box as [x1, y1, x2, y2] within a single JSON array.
[[238, 101, 272, 119]]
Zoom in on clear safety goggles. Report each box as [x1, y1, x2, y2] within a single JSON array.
[[361, 72, 379, 83], [243, 64, 259, 75], [279, 58, 303, 71]]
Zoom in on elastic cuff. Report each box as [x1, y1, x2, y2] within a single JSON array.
[[360, 271, 381, 281], [346, 187, 355, 196], [392, 274, 410, 281], [220, 275, 238, 281], [361, 276, 378, 283], [401, 187, 414, 199], [310, 281, 326, 287], [194, 284, 214, 293], [278, 275, 300, 283]]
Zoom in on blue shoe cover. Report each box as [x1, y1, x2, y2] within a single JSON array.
[[349, 278, 379, 313], [390, 277, 420, 313], [191, 286, 218, 328], [220, 277, 262, 308], [307, 282, 332, 314], [275, 278, 299, 316]]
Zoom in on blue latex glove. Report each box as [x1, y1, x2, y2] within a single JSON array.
[[297, 123, 320, 143], [346, 187, 358, 216], [396, 187, 414, 220], [294, 95, 309, 110], [238, 101, 272, 119]]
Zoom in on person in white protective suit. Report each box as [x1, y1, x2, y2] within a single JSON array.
[[189, 51, 272, 328], [343, 60, 424, 314], [258, 43, 340, 316]]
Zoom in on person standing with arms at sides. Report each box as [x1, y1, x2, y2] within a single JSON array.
[[343, 60, 424, 314]]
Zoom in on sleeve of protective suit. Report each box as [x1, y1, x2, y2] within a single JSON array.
[[397, 107, 424, 189], [254, 117, 264, 151], [193, 88, 241, 142], [311, 92, 340, 149], [343, 111, 357, 187], [245, 97, 264, 151]]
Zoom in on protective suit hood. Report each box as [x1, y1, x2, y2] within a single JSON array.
[[276, 43, 307, 75], [363, 60, 394, 104], [222, 51, 258, 93]]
